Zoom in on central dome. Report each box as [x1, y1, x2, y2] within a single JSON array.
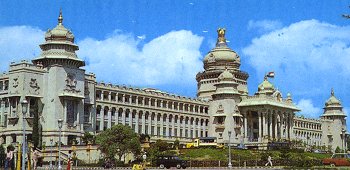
[[203, 28, 240, 71]]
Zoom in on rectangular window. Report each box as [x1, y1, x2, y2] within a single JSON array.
[[66, 100, 76, 126]]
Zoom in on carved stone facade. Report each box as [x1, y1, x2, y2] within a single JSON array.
[[0, 12, 347, 153]]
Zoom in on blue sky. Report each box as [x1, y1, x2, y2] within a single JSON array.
[[1, 0, 350, 125]]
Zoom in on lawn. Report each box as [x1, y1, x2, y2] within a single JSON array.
[[179, 148, 331, 162]]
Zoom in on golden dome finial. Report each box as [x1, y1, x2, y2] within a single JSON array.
[[58, 9, 63, 25], [216, 28, 227, 47]]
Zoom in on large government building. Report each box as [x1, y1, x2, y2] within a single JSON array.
[[0, 11, 347, 152]]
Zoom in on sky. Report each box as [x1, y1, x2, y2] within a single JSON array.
[[1, 0, 350, 127]]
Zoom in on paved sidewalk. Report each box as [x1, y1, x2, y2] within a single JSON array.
[[37, 166, 284, 170]]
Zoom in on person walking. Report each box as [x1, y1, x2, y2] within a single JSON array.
[[265, 155, 273, 166], [4, 147, 14, 170], [67, 150, 72, 170], [32, 147, 40, 170]]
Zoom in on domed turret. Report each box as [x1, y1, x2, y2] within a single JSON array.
[[325, 88, 342, 107], [203, 28, 240, 71], [257, 75, 275, 95], [322, 88, 345, 117], [32, 10, 84, 68], [212, 68, 239, 99], [44, 10, 75, 42]]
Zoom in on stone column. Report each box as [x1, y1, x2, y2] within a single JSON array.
[[148, 113, 152, 135], [182, 118, 186, 138], [99, 107, 104, 131], [258, 112, 262, 142], [142, 112, 146, 134], [64, 100, 67, 124], [122, 109, 126, 125], [262, 112, 267, 137], [177, 117, 181, 138], [274, 113, 278, 140], [128, 111, 132, 127], [280, 113, 287, 139], [154, 114, 159, 136], [244, 112, 248, 142], [192, 119, 196, 138], [108, 92, 111, 101], [101, 91, 104, 101], [159, 114, 163, 136], [289, 112, 293, 139], [269, 114, 272, 139], [135, 111, 139, 133], [107, 109, 112, 128], [0, 100, 4, 126], [115, 93, 119, 102], [122, 94, 125, 103], [165, 117, 169, 137], [171, 116, 175, 137], [197, 120, 201, 138]]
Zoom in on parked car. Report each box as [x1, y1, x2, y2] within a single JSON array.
[[323, 153, 350, 166], [155, 155, 187, 169]]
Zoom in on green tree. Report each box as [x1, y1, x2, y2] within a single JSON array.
[[147, 139, 171, 165], [335, 146, 341, 153], [173, 139, 180, 150], [82, 132, 95, 145], [96, 124, 141, 162], [0, 145, 5, 155]]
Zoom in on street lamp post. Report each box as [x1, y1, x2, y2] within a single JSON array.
[[21, 99, 28, 170], [228, 131, 232, 169], [50, 138, 53, 169], [58, 119, 63, 170], [342, 129, 346, 154]]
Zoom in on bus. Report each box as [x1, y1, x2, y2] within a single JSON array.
[[186, 137, 224, 149]]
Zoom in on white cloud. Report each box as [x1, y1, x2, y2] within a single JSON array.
[[296, 99, 322, 118], [0, 26, 44, 71], [78, 30, 204, 87], [137, 35, 146, 40], [243, 20, 350, 97], [0, 26, 203, 92], [247, 20, 283, 33]]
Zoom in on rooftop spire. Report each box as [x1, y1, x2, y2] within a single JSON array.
[[58, 9, 63, 25], [216, 28, 227, 47], [331, 88, 334, 96]]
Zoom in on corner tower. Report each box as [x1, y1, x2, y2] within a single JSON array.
[[320, 89, 347, 152], [34, 10, 86, 145], [208, 69, 242, 144], [196, 28, 248, 100]]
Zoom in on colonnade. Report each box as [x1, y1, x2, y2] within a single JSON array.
[[294, 129, 322, 146], [96, 105, 210, 139], [95, 89, 209, 115], [243, 109, 293, 142]]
